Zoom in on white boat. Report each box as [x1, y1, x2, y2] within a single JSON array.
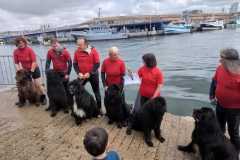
[[37, 36, 50, 45], [71, 24, 128, 41], [163, 23, 192, 34], [200, 20, 224, 31]]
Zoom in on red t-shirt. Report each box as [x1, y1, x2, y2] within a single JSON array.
[[47, 48, 71, 73], [213, 65, 240, 109], [13, 46, 37, 70], [101, 58, 126, 86], [138, 65, 164, 98], [73, 47, 100, 74]]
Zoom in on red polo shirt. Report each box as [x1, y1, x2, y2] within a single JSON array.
[[13, 46, 37, 70], [101, 57, 126, 86], [73, 47, 100, 74], [213, 65, 240, 109], [138, 65, 164, 98], [47, 48, 71, 73]]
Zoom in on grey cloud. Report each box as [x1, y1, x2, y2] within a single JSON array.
[[0, 0, 238, 32]]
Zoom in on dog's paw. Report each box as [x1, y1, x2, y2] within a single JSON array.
[[64, 110, 69, 114], [122, 121, 127, 127], [117, 123, 122, 129], [157, 137, 165, 143], [146, 141, 154, 147], [45, 107, 50, 111], [108, 120, 113, 124], [50, 112, 57, 117], [75, 119, 81, 126], [36, 103, 40, 107], [177, 145, 195, 153], [126, 128, 132, 135]]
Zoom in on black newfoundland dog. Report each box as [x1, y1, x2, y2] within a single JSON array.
[[15, 69, 41, 107], [69, 79, 99, 125], [126, 97, 167, 147], [104, 84, 129, 128], [178, 107, 238, 160], [46, 70, 69, 117]]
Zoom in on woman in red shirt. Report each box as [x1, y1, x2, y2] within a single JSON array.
[[209, 48, 240, 152], [13, 37, 46, 107], [138, 53, 164, 106]]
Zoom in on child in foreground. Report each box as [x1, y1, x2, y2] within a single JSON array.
[[83, 127, 121, 160]]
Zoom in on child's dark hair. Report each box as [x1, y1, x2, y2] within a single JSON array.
[[142, 53, 157, 68], [83, 127, 108, 157]]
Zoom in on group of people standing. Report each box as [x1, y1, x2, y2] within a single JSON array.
[[13, 36, 240, 155]]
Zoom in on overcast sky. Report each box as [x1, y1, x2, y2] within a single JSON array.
[[0, 0, 238, 32]]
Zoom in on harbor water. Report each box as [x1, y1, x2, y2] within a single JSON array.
[[1, 29, 240, 116]]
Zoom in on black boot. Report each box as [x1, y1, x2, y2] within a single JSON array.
[[40, 94, 47, 105]]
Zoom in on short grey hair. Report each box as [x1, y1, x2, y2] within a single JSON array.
[[108, 46, 119, 54], [220, 48, 240, 74], [220, 48, 239, 60]]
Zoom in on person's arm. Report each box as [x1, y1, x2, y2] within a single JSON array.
[[29, 48, 37, 72], [90, 48, 100, 75], [152, 84, 163, 99], [73, 61, 80, 74], [91, 63, 100, 75], [152, 69, 164, 99], [13, 51, 22, 71], [45, 59, 51, 73], [101, 72, 107, 88], [101, 61, 107, 88], [209, 79, 217, 100], [73, 58, 84, 79], [67, 59, 72, 76], [120, 61, 126, 87]]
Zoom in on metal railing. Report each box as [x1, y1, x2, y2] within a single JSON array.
[[0, 55, 46, 85]]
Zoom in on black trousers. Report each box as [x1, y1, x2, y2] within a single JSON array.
[[216, 103, 240, 151], [82, 73, 101, 109]]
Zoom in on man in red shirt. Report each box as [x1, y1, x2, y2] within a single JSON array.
[[101, 46, 126, 89], [73, 38, 101, 113], [209, 48, 240, 152], [45, 38, 72, 112], [13, 36, 46, 107]]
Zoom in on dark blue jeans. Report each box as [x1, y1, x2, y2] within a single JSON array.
[[216, 103, 240, 151]]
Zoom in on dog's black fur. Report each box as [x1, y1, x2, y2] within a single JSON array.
[[15, 69, 41, 106], [104, 84, 129, 128], [126, 97, 166, 147], [178, 107, 238, 160], [46, 70, 69, 117], [69, 79, 99, 125]]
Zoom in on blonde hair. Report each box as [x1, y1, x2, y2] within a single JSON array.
[[108, 46, 119, 54]]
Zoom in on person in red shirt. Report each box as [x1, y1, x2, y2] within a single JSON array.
[[138, 53, 164, 106], [73, 38, 101, 113], [45, 38, 72, 114], [209, 48, 240, 152], [101, 46, 129, 120], [13, 36, 46, 107], [101, 46, 125, 90]]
